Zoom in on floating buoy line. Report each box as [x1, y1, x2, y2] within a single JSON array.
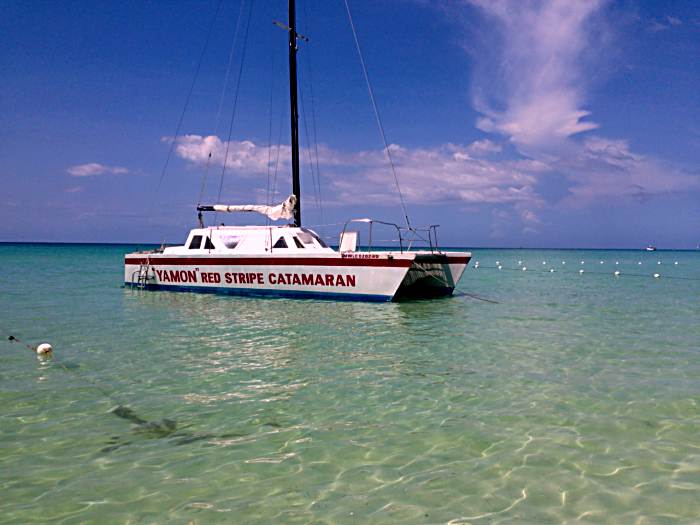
[[3, 332, 257, 451], [4, 332, 183, 446], [469, 259, 699, 281]]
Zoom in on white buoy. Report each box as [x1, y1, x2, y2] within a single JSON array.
[[615, 261, 619, 265], [549, 268, 555, 273], [657, 261, 661, 265], [562, 261, 566, 265], [579, 269, 584, 274], [542, 261, 547, 265], [600, 260, 604, 264], [614, 270, 621, 277], [518, 260, 522, 266], [522, 266, 527, 271], [638, 261, 642, 265], [497, 265, 502, 270], [36, 343, 53, 355], [674, 261, 678, 265], [496, 260, 500, 265], [653, 273, 660, 278], [580, 260, 585, 265]]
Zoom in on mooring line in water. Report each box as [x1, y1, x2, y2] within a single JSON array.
[[456, 291, 500, 304], [4, 332, 176, 434], [6, 334, 118, 402], [3, 333, 261, 452]]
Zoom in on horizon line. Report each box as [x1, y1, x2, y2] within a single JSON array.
[[1, 241, 698, 252]]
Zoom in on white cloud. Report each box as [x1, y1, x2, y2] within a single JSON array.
[[167, 135, 348, 173], [467, 0, 604, 148], [333, 143, 541, 207], [171, 135, 542, 210], [66, 163, 129, 177], [167, 135, 285, 173], [467, 139, 502, 156], [454, 0, 700, 208], [561, 136, 700, 202]]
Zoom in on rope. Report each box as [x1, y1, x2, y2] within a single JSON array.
[[299, 75, 322, 218], [198, 152, 213, 208], [265, 50, 276, 211], [154, 0, 223, 206], [198, 0, 247, 207], [457, 292, 500, 304], [343, 0, 411, 228], [216, 0, 256, 217], [6, 334, 120, 405], [302, 0, 325, 235], [269, 109, 285, 211], [4, 333, 178, 434]]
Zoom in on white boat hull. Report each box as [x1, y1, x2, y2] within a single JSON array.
[[124, 251, 470, 302]]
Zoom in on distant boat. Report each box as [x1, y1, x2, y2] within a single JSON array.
[[645, 244, 656, 252]]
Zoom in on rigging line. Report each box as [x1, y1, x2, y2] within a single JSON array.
[[342, 0, 411, 229], [302, 0, 324, 234], [215, 0, 256, 215], [197, 152, 213, 207], [198, 0, 247, 206], [270, 108, 285, 207], [299, 71, 321, 216], [154, 0, 223, 206], [214, 0, 246, 137], [265, 69, 273, 209], [266, 50, 277, 216]]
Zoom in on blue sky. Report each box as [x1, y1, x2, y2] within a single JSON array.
[[2, 0, 699, 248]]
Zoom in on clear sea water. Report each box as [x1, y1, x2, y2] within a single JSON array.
[[1, 243, 699, 524]]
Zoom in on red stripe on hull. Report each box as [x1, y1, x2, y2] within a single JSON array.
[[124, 256, 414, 268]]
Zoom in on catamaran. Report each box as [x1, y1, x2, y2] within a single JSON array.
[[124, 1, 470, 302]]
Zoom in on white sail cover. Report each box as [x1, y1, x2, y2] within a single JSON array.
[[213, 194, 297, 221]]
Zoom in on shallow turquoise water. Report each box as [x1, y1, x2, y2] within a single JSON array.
[[1, 244, 699, 524]]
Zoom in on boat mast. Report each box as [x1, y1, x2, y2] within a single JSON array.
[[288, 0, 301, 227]]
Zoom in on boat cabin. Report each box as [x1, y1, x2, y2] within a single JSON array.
[[163, 225, 334, 256]]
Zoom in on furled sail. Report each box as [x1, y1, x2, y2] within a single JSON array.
[[198, 195, 296, 221]]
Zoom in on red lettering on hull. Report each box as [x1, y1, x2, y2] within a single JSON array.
[[153, 269, 356, 288]]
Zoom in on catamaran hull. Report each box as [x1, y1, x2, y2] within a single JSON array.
[[124, 252, 470, 302]]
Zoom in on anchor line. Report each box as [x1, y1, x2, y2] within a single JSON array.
[[4, 333, 159, 427], [457, 292, 500, 304], [6, 334, 118, 401]]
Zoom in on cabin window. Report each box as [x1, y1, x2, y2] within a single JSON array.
[[300, 228, 328, 248], [204, 237, 215, 249], [220, 235, 241, 249], [297, 231, 314, 245], [273, 236, 288, 249], [293, 236, 305, 249], [189, 235, 202, 249]]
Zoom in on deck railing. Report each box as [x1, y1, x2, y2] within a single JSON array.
[[339, 218, 441, 254]]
